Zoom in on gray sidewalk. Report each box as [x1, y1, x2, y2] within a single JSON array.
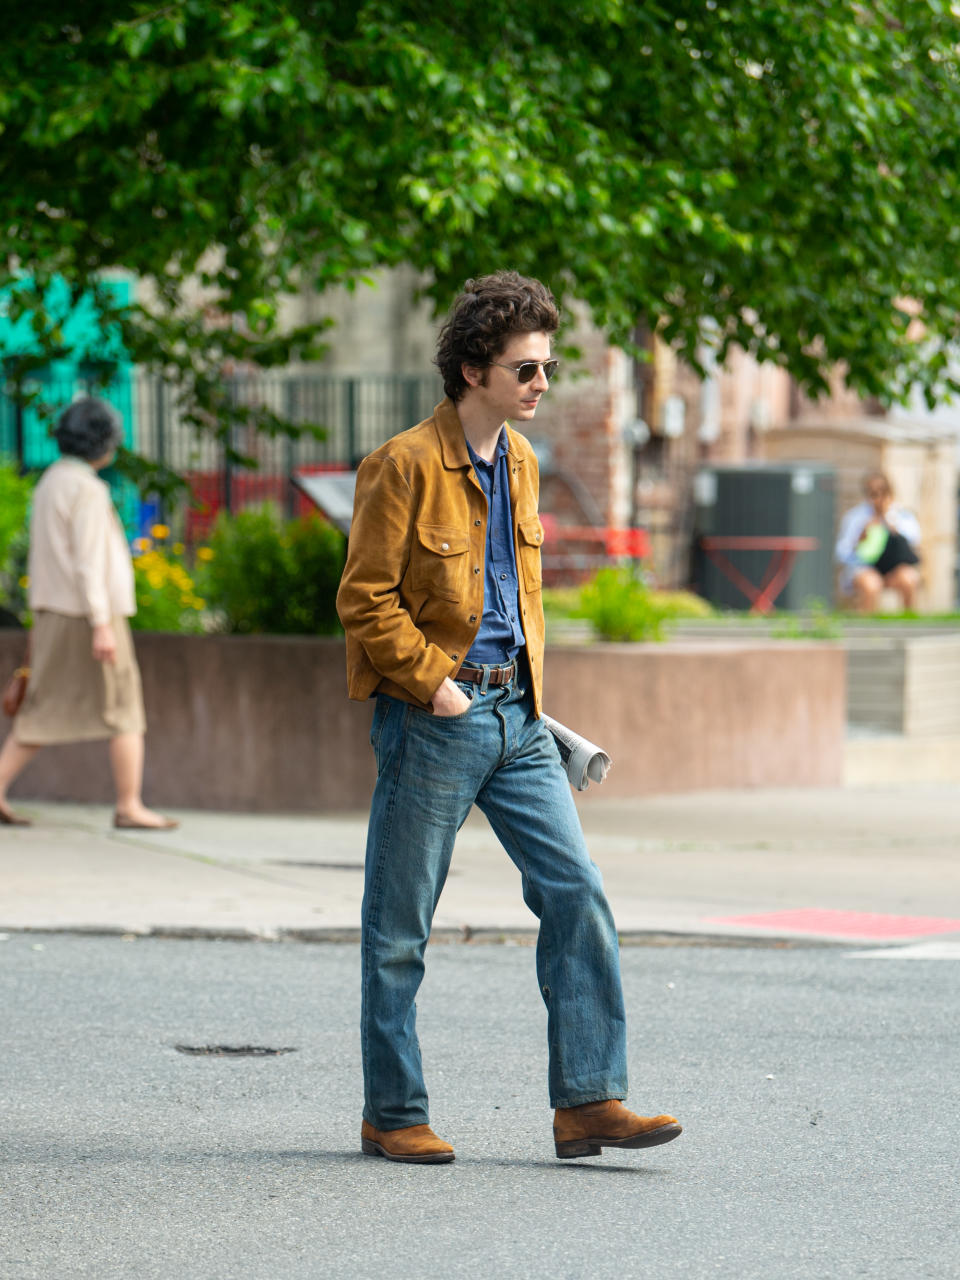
[[3, 782, 959, 944]]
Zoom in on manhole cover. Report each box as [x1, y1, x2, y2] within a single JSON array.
[[174, 1045, 297, 1057]]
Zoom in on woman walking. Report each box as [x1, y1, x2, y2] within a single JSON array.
[[0, 397, 175, 829]]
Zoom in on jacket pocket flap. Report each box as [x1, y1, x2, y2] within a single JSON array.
[[416, 524, 468, 556], [518, 517, 544, 546]]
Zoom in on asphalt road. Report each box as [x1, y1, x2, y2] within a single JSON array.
[[1, 934, 957, 1279]]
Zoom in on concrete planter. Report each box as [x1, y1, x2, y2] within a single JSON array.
[[0, 631, 846, 810]]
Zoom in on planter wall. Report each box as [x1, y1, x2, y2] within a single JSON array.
[[543, 642, 845, 798], [846, 633, 960, 736], [0, 631, 846, 810]]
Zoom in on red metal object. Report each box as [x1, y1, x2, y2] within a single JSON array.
[[183, 462, 348, 544], [602, 527, 651, 558], [539, 517, 650, 556], [700, 535, 818, 615], [537, 518, 651, 585]]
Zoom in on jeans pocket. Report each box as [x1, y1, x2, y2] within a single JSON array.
[[370, 696, 387, 748], [426, 682, 475, 721], [371, 694, 403, 771]]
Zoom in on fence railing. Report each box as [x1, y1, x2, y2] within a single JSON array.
[[1, 368, 443, 543]]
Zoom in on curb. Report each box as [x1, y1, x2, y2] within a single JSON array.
[[0, 923, 843, 948]]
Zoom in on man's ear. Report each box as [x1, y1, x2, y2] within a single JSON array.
[[461, 362, 485, 390]]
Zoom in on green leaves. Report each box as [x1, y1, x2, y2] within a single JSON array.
[[3, 0, 960, 426], [199, 504, 346, 635]]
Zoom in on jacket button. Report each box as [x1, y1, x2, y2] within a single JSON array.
[[474, 519, 481, 527], [441, 542, 449, 550], [469, 614, 477, 622], [474, 567, 480, 574]]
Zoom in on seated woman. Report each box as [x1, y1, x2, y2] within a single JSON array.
[[835, 471, 921, 613]]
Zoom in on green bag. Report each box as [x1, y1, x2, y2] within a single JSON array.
[[856, 523, 889, 564]]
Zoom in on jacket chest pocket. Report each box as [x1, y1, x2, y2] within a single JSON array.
[[411, 523, 469, 602], [517, 516, 544, 593]]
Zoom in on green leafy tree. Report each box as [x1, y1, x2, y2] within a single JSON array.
[[3, 0, 960, 459]]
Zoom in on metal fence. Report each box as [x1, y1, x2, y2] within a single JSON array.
[[1, 368, 443, 543]]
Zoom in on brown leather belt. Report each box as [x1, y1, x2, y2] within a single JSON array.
[[456, 661, 516, 687]]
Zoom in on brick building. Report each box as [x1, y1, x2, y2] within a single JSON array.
[[283, 272, 960, 605]]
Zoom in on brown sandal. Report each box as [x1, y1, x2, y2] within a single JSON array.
[[0, 801, 32, 826], [113, 813, 179, 831]]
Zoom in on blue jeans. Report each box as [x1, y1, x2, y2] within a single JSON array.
[[361, 662, 628, 1129]]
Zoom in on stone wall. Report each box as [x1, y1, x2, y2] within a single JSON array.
[[1, 631, 846, 811]]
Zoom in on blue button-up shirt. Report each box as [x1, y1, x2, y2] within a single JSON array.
[[465, 431, 526, 665]]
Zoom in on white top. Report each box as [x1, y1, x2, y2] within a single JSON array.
[[27, 457, 136, 626], [834, 500, 921, 591]]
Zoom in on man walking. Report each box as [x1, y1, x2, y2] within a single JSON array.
[[336, 271, 682, 1163]]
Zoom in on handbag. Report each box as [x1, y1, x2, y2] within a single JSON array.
[[2, 644, 30, 718], [855, 523, 889, 565], [2, 666, 29, 718], [873, 530, 920, 576]]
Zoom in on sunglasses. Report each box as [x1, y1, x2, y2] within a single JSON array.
[[489, 358, 560, 384]]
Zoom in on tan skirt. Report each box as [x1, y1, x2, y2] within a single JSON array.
[[15, 611, 146, 745]]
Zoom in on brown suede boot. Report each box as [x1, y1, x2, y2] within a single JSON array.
[[553, 1100, 682, 1159], [361, 1120, 455, 1164]]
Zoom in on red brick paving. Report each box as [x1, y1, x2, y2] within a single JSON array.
[[704, 908, 960, 939]]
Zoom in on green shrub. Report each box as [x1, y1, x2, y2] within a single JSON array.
[[578, 567, 674, 642], [652, 589, 715, 621], [130, 544, 206, 634], [200, 504, 346, 635], [770, 598, 843, 640], [0, 461, 33, 620], [281, 512, 348, 634], [542, 586, 583, 618]]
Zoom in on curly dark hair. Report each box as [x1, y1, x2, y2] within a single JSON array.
[[435, 271, 560, 401], [54, 397, 123, 461]]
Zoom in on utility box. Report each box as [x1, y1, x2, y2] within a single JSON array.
[[693, 463, 836, 610]]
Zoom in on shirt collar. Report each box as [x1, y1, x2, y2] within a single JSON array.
[[57, 455, 97, 475], [465, 428, 508, 469]]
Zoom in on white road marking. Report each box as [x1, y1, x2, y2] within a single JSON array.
[[845, 940, 960, 960]]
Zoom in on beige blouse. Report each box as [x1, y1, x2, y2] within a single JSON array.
[[28, 458, 136, 626]]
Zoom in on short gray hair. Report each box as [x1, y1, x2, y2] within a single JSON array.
[[54, 397, 123, 461]]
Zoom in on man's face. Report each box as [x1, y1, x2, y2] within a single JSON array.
[[462, 330, 554, 423]]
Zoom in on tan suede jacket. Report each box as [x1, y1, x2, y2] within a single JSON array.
[[336, 397, 546, 715]]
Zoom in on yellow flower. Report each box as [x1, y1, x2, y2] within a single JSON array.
[[133, 537, 152, 553], [18, 575, 29, 589], [196, 546, 215, 562], [193, 598, 206, 609], [151, 524, 170, 540]]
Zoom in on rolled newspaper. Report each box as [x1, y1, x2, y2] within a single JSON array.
[[541, 713, 612, 791]]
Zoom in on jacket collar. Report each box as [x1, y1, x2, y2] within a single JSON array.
[[433, 397, 524, 468], [434, 399, 472, 470]]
